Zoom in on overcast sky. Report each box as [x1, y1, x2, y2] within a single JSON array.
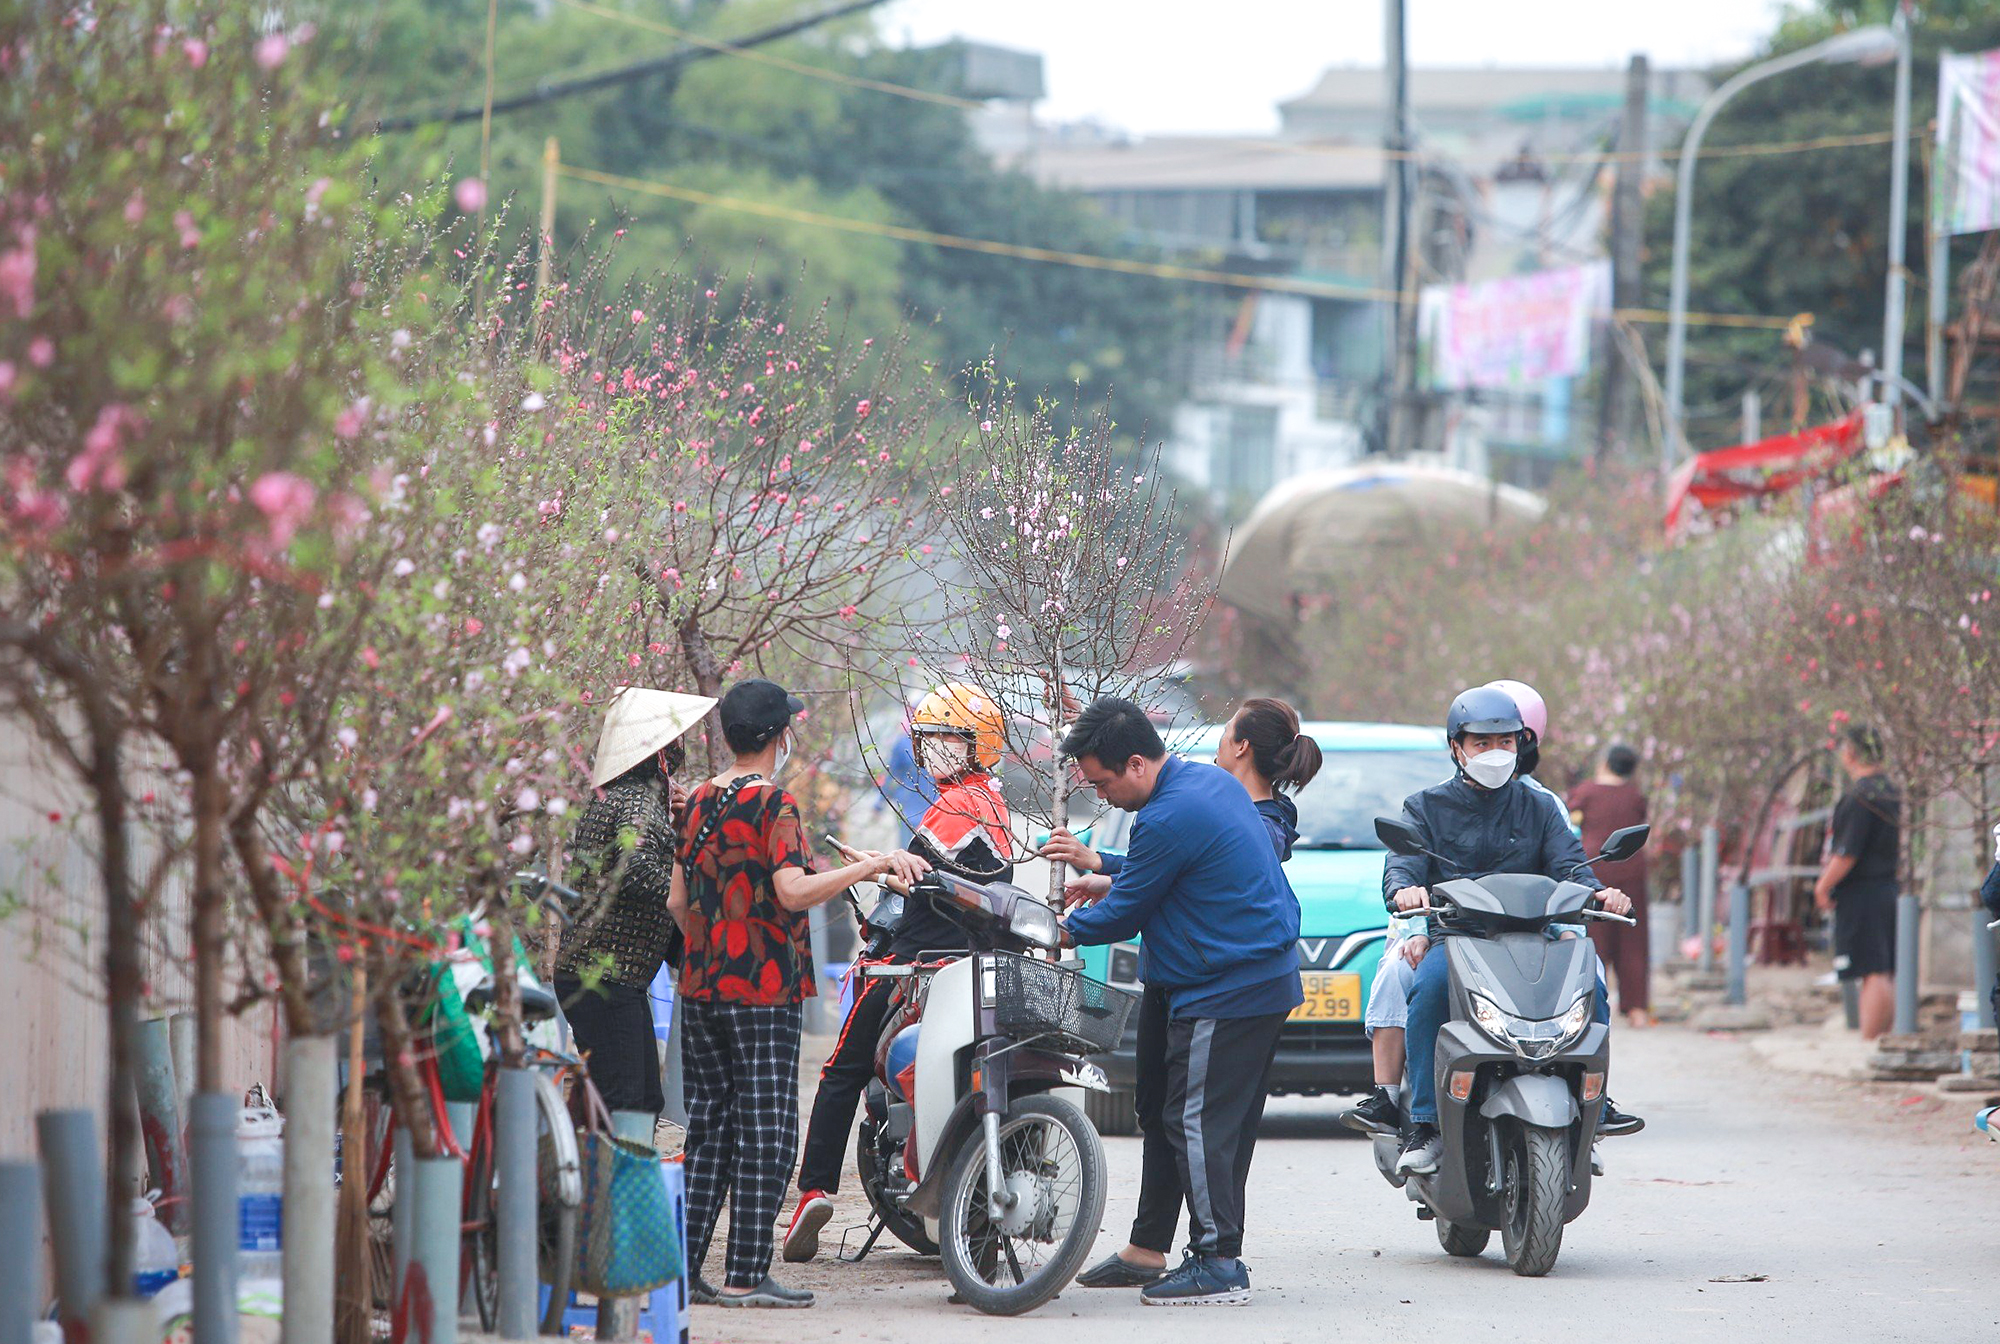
[[881, 0, 1786, 135]]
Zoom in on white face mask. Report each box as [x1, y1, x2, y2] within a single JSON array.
[[773, 729, 794, 779], [920, 733, 972, 782], [1462, 747, 1518, 790]]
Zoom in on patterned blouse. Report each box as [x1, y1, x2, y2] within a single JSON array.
[[676, 776, 818, 1005], [553, 777, 680, 989]]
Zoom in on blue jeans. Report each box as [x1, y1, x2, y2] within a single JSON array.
[[1406, 940, 1610, 1125]]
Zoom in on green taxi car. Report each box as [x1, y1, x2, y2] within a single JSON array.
[[1073, 721, 1451, 1132]]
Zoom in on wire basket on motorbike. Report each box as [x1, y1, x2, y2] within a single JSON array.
[[989, 952, 1138, 1055]]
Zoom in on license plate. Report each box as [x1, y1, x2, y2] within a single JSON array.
[[1289, 971, 1361, 1022]]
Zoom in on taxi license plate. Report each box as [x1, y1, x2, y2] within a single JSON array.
[[1289, 971, 1361, 1023]]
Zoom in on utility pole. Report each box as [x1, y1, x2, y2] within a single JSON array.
[[1598, 53, 1649, 462], [1380, 0, 1417, 457], [1881, 4, 1913, 417]]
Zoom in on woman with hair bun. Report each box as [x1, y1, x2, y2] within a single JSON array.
[[1215, 697, 1324, 859]]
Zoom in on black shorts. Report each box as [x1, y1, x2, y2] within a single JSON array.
[[1833, 889, 1897, 981]]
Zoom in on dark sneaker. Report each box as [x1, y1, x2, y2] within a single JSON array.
[[1599, 1099, 1645, 1137], [1590, 1146, 1605, 1178], [1340, 1086, 1402, 1136], [1396, 1122, 1442, 1175], [1140, 1252, 1251, 1306], [782, 1189, 834, 1262], [715, 1275, 815, 1308], [691, 1275, 720, 1306], [1075, 1252, 1168, 1288]]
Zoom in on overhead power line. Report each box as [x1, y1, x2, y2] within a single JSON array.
[[557, 161, 1799, 329], [366, 0, 892, 133]]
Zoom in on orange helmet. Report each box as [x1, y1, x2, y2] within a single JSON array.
[[911, 681, 1006, 772]]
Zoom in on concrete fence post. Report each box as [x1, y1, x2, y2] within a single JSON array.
[[1974, 909, 1998, 1031], [1893, 892, 1922, 1036], [494, 1067, 539, 1338], [282, 1036, 338, 1344], [407, 1155, 463, 1344], [0, 1160, 43, 1344], [1680, 846, 1701, 943], [133, 1017, 187, 1236], [37, 1110, 105, 1329], [1726, 883, 1750, 1006], [1697, 825, 1719, 972], [189, 1091, 241, 1344]]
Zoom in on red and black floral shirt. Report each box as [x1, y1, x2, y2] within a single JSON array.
[[676, 776, 818, 1005]]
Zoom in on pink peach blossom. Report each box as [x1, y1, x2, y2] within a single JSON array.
[[454, 178, 488, 214]]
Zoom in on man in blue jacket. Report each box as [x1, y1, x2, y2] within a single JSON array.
[[1059, 697, 1301, 1307]]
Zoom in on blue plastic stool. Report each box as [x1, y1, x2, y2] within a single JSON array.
[[537, 1159, 688, 1342]]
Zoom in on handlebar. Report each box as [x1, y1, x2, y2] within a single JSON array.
[[1387, 896, 1637, 926]]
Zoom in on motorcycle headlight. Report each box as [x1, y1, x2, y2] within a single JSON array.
[[1007, 896, 1060, 949], [1556, 993, 1594, 1046], [1469, 993, 1513, 1046]]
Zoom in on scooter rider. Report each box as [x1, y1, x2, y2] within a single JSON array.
[[783, 681, 1014, 1262], [1389, 686, 1636, 1176]]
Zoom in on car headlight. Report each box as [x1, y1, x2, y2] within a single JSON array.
[[1007, 896, 1060, 949]]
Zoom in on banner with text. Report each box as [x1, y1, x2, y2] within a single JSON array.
[[1419, 261, 1610, 392], [1937, 49, 2000, 236]]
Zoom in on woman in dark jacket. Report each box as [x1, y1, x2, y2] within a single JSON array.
[[553, 687, 715, 1116], [1982, 824, 2000, 1027]]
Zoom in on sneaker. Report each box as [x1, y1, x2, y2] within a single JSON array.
[[1140, 1252, 1251, 1306], [691, 1276, 720, 1306], [715, 1275, 814, 1308], [1396, 1122, 1442, 1175], [782, 1189, 835, 1263], [1599, 1099, 1645, 1138], [1340, 1085, 1402, 1136], [1075, 1252, 1168, 1288], [1590, 1146, 1605, 1178]]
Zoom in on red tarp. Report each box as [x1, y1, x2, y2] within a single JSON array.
[[1663, 409, 1867, 539]]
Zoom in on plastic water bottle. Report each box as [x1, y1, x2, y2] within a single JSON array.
[[131, 1195, 179, 1298], [236, 1102, 286, 1282]]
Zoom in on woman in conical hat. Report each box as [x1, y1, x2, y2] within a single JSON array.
[[554, 686, 716, 1116]]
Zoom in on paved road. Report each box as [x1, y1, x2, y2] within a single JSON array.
[[692, 1025, 1995, 1343]]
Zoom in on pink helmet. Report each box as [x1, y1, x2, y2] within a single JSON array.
[[1484, 679, 1547, 741]]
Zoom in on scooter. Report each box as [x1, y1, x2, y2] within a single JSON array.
[[1367, 817, 1648, 1277], [829, 839, 1137, 1315]]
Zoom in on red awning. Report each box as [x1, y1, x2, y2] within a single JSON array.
[[1664, 410, 1867, 539]]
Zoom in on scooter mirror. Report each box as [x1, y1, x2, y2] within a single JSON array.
[[1375, 816, 1427, 856], [1597, 823, 1650, 864]]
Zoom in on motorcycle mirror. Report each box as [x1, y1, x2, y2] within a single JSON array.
[[1374, 816, 1427, 856], [1595, 824, 1650, 864]]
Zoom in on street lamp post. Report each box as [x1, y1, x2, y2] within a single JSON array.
[[1662, 24, 1900, 478], [1880, 7, 1913, 416]]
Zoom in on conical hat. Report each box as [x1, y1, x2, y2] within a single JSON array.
[[590, 686, 717, 786]]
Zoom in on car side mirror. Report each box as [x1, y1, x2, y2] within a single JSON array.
[[1375, 816, 1426, 857], [1597, 824, 1650, 864]]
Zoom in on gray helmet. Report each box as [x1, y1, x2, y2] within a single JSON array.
[[1445, 686, 1525, 741]]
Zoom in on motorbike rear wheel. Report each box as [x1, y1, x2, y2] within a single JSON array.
[[1500, 1124, 1567, 1277], [1436, 1217, 1490, 1257], [856, 1118, 939, 1256], [938, 1094, 1105, 1316]]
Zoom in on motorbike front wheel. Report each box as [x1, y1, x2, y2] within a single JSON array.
[[938, 1094, 1105, 1315], [1500, 1123, 1568, 1277]]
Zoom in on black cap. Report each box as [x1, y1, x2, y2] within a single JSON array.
[[718, 678, 804, 738]]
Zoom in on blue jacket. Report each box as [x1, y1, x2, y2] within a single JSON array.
[[1065, 757, 1300, 999]]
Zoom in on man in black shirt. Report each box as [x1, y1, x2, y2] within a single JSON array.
[[1814, 725, 1901, 1039]]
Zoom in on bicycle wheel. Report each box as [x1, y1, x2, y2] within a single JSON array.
[[467, 1128, 500, 1330]]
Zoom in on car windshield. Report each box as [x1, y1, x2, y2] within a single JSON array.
[[1289, 750, 1454, 849]]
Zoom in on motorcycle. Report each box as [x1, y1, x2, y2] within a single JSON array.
[[1367, 816, 1648, 1277], [829, 839, 1137, 1315]]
